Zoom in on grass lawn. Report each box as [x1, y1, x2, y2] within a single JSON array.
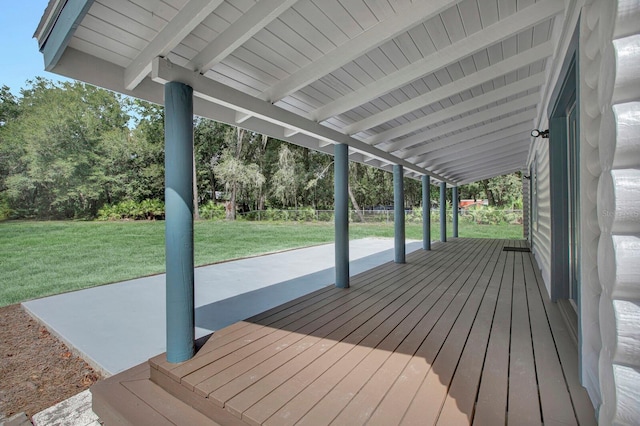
[[0, 219, 522, 306]]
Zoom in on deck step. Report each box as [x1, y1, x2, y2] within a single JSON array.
[[92, 362, 245, 426]]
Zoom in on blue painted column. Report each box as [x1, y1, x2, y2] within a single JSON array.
[[394, 165, 406, 263], [334, 143, 349, 288], [440, 182, 447, 243], [164, 82, 195, 363], [422, 175, 431, 250], [452, 186, 459, 238]]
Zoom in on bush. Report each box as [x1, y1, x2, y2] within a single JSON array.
[[97, 199, 164, 221], [0, 197, 11, 221], [199, 201, 226, 220]]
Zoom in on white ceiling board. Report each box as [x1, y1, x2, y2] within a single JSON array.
[[343, 40, 551, 134], [187, 0, 298, 73], [125, 0, 224, 90], [259, 0, 461, 103], [311, 0, 562, 122], [152, 57, 451, 182], [408, 121, 533, 161], [370, 75, 543, 145]]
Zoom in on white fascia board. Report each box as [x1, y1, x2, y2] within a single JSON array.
[[188, 0, 299, 73], [41, 0, 95, 71], [151, 57, 452, 183], [343, 41, 553, 134], [260, 0, 462, 103], [124, 0, 224, 90], [369, 75, 544, 145], [398, 110, 535, 159], [313, 0, 564, 122]]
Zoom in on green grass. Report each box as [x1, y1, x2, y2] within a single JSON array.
[[0, 220, 522, 306]]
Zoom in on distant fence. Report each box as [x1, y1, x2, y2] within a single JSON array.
[[237, 208, 523, 225]]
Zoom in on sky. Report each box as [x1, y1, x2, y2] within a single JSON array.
[[0, 1, 69, 95]]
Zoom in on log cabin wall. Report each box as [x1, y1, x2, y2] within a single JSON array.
[[528, 0, 640, 421], [590, 0, 640, 423]]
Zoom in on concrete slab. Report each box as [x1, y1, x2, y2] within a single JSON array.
[[23, 238, 421, 375]]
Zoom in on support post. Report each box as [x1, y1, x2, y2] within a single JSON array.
[[452, 186, 459, 238], [440, 182, 447, 242], [334, 143, 349, 288], [422, 175, 431, 250], [164, 82, 195, 363], [394, 165, 406, 263]]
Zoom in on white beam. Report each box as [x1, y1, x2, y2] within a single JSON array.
[[284, 128, 299, 137], [455, 166, 524, 184], [410, 122, 533, 164], [152, 57, 451, 183], [430, 142, 529, 171], [124, 0, 224, 90], [188, 0, 298, 73], [446, 155, 527, 179], [260, 0, 461, 103], [313, 0, 564, 122], [401, 117, 535, 160], [318, 139, 333, 147], [422, 137, 530, 166], [396, 109, 535, 158], [369, 76, 543, 145], [235, 111, 252, 124], [378, 73, 544, 152], [344, 41, 552, 135], [443, 161, 526, 185]]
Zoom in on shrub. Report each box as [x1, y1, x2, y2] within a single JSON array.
[[0, 197, 11, 221], [97, 199, 164, 221], [199, 201, 226, 220]]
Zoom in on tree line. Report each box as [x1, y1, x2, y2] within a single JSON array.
[[0, 80, 523, 220]]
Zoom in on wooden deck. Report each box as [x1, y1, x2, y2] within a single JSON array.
[[92, 238, 596, 425]]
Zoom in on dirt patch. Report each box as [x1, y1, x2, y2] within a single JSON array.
[[0, 304, 101, 419]]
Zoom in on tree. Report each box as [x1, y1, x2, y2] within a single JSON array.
[[271, 145, 303, 208], [1, 79, 130, 218], [480, 173, 522, 207], [213, 128, 265, 219]]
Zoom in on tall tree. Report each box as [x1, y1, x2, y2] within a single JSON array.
[[1, 79, 130, 218], [272, 145, 302, 208]]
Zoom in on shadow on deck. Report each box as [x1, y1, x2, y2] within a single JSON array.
[[92, 238, 596, 425]]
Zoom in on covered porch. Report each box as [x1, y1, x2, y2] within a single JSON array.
[[92, 238, 595, 425]]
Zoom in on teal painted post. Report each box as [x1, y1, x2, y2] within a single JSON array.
[[164, 82, 195, 363], [334, 143, 349, 288], [440, 182, 447, 242], [394, 165, 406, 263], [422, 175, 431, 250], [452, 186, 459, 238]]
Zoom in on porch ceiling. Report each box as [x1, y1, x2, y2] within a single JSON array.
[[36, 0, 569, 184]]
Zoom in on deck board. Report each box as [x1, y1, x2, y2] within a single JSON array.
[[97, 238, 596, 426]]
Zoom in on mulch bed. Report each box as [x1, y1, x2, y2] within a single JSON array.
[[0, 304, 101, 419]]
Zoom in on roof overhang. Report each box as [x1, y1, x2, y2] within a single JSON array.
[[35, 0, 576, 184]]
